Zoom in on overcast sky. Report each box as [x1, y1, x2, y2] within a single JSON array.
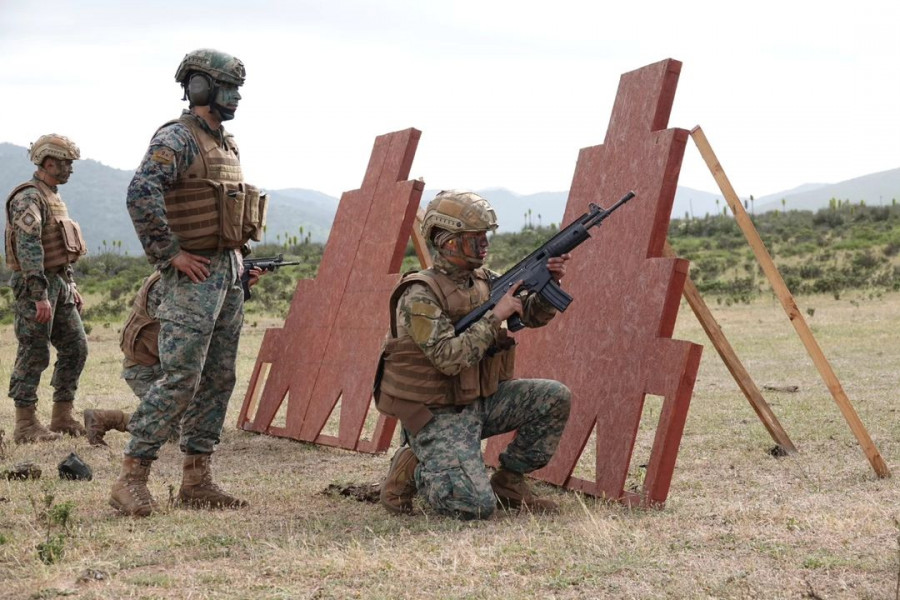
[[1, 0, 898, 199]]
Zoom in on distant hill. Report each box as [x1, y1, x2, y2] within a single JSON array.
[[754, 168, 900, 212], [0, 143, 337, 256], [3, 141, 898, 254]]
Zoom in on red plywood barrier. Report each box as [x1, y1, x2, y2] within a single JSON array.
[[236, 128, 421, 452], [483, 58, 702, 506]]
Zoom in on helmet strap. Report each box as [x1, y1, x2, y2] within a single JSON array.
[[212, 101, 236, 121]]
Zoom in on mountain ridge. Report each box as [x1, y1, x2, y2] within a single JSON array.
[[2, 142, 897, 255]]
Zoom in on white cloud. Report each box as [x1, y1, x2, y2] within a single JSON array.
[[1, 0, 898, 199]]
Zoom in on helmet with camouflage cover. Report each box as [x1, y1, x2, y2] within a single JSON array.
[[28, 134, 80, 166], [421, 190, 498, 243], [175, 48, 245, 86]]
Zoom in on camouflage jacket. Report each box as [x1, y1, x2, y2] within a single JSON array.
[[395, 255, 557, 376], [126, 110, 236, 266], [6, 177, 75, 301]]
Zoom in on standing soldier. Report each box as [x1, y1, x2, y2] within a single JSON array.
[[5, 134, 88, 443], [110, 48, 267, 517], [374, 191, 572, 519]]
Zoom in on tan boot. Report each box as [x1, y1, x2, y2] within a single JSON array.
[[109, 456, 158, 517], [178, 454, 247, 509], [49, 401, 86, 437], [379, 446, 418, 514], [13, 406, 61, 444], [84, 409, 131, 446], [490, 468, 560, 514]]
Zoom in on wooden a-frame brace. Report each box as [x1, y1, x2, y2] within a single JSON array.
[[672, 125, 890, 478]]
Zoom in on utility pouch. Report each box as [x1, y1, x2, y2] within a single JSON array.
[[455, 364, 480, 404], [220, 186, 245, 246], [498, 344, 517, 382], [242, 184, 267, 242], [59, 219, 87, 256]]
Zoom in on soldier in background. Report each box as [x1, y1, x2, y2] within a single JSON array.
[[110, 48, 267, 517], [374, 191, 572, 519], [4, 134, 88, 443]]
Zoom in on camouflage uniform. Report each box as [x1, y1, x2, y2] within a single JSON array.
[[6, 180, 87, 409], [394, 255, 571, 520], [124, 111, 244, 460]]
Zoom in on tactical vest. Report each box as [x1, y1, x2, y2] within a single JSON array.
[[5, 179, 87, 271], [377, 268, 516, 414], [161, 115, 267, 251], [120, 271, 162, 367]]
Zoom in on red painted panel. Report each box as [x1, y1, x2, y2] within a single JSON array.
[[484, 59, 702, 506], [237, 129, 421, 452]]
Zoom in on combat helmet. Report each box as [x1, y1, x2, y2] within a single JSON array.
[[421, 190, 498, 243], [175, 48, 245, 86], [28, 134, 80, 166]]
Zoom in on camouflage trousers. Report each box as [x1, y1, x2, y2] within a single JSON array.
[[8, 271, 87, 408], [409, 378, 571, 520], [125, 251, 243, 460], [122, 362, 163, 400], [123, 362, 181, 442]]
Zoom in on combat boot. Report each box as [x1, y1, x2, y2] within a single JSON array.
[[109, 456, 158, 517], [490, 468, 560, 514], [13, 406, 61, 444], [380, 446, 418, 514], [84, 409, 131, 446], [49, 401, 86, 436], [178, 454, 247, 509]]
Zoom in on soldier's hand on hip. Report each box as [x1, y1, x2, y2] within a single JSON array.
[[171, 250, 211, 283], [34, 299, 52, 323]]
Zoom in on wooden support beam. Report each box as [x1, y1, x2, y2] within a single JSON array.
[[690, 125, 890, 478], [663, 241, 797, 454], [412, 208, 433, 269]]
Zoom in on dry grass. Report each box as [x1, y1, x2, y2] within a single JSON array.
[[1, 292, 900, 599]]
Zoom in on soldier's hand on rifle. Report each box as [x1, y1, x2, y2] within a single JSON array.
[[493, 280, 524, 322], [547, 253, 571, 282], [246, 267, 264, 288], [34, 299, 52, 324], [171, 250, 211, 283]]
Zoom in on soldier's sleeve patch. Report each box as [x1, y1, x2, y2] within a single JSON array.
[[150, 147, 175, 165], [409, 301, 440, 318], [14, 205, 42, 235], [408, 301, 440, 344]]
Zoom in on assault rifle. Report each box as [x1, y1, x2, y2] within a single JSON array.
[[454, 191, 636, 334], [241, 254, 301, 300]]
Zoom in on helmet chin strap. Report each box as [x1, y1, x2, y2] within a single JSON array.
[[212, 101, 236, 121]]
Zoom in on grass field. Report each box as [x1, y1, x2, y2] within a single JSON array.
[[1, 290, 899, 599]]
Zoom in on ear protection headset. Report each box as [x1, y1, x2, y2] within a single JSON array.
[[187, 73, 215, 106]]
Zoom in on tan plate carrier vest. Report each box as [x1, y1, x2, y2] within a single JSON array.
[[161, 115, 267, 251], [375, 268, 516, 434], [5, 179, 87, 271], [120, 271, 162, 367]]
